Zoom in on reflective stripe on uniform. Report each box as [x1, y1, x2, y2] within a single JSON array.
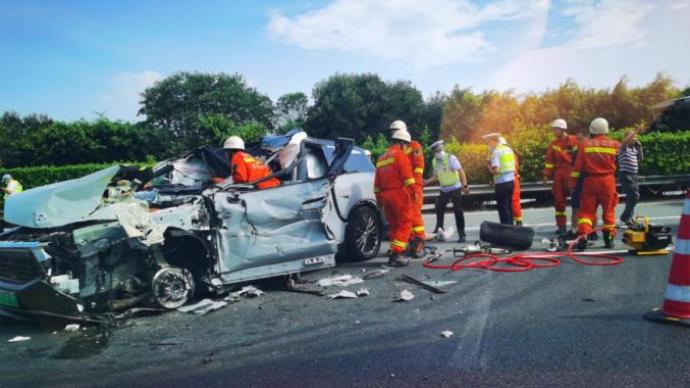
[[666, 284, 690, 303], [544, 163, 554, 169], [244, 157, 255, 163], [555, 211, 567, 216], [584, 146, 617, 155], [514, 217, 523, 222], [405, 147, 413, 154], [675, 238, 690, 255], [571, 171, 581, 178], [578, 218, 593, 225], [414, 167, 424, 174], [412, 226, 425, 233], [404, 178, 415, 186], [374, 187, 380, 193], [376, 157, 395, 168], [390, 240, 408, 249], [552, 145, 562, 152], [603, 224, 617, 229]]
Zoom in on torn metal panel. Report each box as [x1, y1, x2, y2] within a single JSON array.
[[4, 166, 120, 228], [110, 201, 165, 246]]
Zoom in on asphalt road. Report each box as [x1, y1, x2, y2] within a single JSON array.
[[1, 199, 687, 388]]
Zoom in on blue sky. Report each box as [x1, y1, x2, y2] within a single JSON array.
[[1, 0, 689, 121]]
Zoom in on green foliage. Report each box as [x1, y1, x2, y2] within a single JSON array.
[[274, 92, 309, 132], [139, 72, 273, 150]]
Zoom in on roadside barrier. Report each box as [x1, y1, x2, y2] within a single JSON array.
[[645, 189, 690, 326], [423, 228, 624, 273]]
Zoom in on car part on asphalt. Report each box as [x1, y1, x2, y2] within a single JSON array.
[[395, 290, 415, 302], [479, 221, 535, 250], [397, 274, 447, 294]]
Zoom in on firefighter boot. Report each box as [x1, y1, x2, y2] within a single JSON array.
[[408, 237, 426, 259], [603, 230, 614, 249], [388, 251, 410, 267], [576, 235, 588, 252]]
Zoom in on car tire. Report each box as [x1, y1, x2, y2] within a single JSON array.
[[342, 205, 382, 261]]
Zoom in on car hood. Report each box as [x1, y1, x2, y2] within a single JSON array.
[[4, 166, 120, 228]]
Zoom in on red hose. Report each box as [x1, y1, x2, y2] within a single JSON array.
[[423, 230, 624, 273]]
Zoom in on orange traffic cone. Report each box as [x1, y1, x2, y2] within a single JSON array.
[[645, 189, 690, 326]]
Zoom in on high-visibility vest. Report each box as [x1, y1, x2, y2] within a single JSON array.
[[3, 179, 22, 200], [495, 144, 516, 174], [432, 154, 460, 188]]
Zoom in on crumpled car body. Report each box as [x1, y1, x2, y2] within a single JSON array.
[[0, 130, 383, 319]]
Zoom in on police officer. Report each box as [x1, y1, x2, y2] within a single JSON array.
[[424, 140, 469, 242], [483, 133, 516, 225], [1, 174, 23, 200]]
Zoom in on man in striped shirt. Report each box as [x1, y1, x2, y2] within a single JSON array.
[[617, 128, 644, 225]]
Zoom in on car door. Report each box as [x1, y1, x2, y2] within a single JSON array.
[[212, 138, 354, 282]]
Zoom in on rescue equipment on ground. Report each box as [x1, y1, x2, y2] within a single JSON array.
[[622, 216, 673, 255], [479, 221, 535, 250]]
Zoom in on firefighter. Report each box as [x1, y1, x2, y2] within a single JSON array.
[[543, 119, 578, 236], [374, 129, 416, 267], [389, 120, 426, 258], [223, 136, 281, 189], [500, 136, 523, 226], [570, 118, 620, 250], [482, 133, 516, 225], [1, 174, 23, 200]]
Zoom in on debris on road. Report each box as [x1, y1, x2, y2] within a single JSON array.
[[356, 288, 370, 297], [230, 285, 265, 298], [398, 274, 447, 294], [178, 299, 228, 315], [427, 280, 458, 288], [440, 330, 454, 338], [395, 290, 415, 302], [8, 336, 31, 343], [286, 277, 326, 296], [363, 269, 390, 280], [64, 324, 81, 332], [326, 290, 358, 299], [317, 275, 364, 288]]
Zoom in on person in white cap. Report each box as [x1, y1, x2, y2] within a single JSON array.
[[543, 119, 578, 236], [424, 140, 469, 242], [1, 174, 23, 200], [569, 117, 621, 250], [482, 133, 516, 225], [222, 136, 280, 189]]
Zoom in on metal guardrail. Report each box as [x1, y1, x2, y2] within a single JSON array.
[[422, 174, 690, 212]]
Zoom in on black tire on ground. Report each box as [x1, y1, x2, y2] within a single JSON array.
[[479, 221, 535, 250], [341, 205, 382, 261]]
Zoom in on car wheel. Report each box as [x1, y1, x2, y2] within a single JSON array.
[[151, 267, 196, 309], [343, 205, 382, 261]]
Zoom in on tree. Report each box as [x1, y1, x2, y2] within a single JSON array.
[[305, 74, 426, 143], [274, 92, 309, 132], [139, 72, 273, 150]]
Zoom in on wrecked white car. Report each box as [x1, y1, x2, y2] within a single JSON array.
[[0, 130, 382, 319]]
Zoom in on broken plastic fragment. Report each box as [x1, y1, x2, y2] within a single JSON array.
[[8, 336, 30, 342], [326, 290, 358, 299], [317, 275, 364, 288], [427, 280, 458, 288], [356, 288, 370, 297], [230, 285, 265, 298], [178, 299, 228, 315], [64, 324, 80, 332], [396, 290, 415, 302], [440, 330, 454, 338], [363, 269, 389, 280]]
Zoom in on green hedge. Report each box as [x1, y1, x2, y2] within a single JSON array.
[[367, 128, 690, 184]]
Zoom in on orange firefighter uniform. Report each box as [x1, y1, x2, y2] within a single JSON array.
[[231, 151, 281, 189], [544, 134, 578, 228], [405, 140, 425, 239], [512, 153, 523, 225], [570, 135, 620, 237], [374, 144, 416, 254]]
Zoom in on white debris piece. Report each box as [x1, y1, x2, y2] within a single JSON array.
[[396, 290, 415, 302], [64, 324, 80, 332], [440, 330, 454, 338], [178, 299, 228, 315], [427, 280, 458, 288], [8, 336, 30, 343], [356, 288, 370, 297], [326, 290, 358, 299], [317, 275, 364, 288], [230, 285, 265, 298]]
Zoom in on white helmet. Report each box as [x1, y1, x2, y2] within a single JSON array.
[[389, 120, 407, 132], [223, 136, 245, 150], [498, 136, 507, 145], [481, 133, 501, 142], [589, 117, 609, 135], [551, 119, 567, 130], [429, 140, 444, 151], [2, 174, 10, 183], [391, 129, 411, 143]]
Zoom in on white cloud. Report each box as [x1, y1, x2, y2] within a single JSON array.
[[98, 71, 162, 120], [491, 0, 690, 92], [267, 0, 549, 68]]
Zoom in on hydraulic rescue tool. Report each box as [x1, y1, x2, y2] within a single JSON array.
[[621, 216, 673, 255]]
